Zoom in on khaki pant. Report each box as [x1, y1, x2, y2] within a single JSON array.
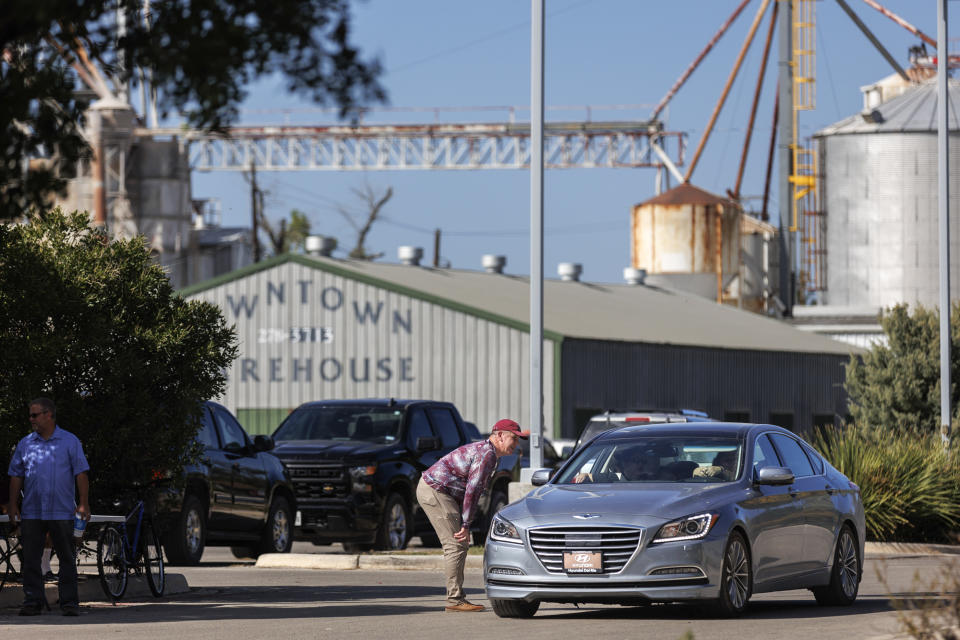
[[416, 478, 471, 606]]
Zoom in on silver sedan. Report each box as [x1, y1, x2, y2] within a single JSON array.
[[484, 423, 865, 618]]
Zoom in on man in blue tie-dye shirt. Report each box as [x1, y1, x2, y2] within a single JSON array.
[[417, 418, 527, 612]]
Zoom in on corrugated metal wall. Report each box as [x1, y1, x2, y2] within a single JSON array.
[[823, 132, 960, 307], [559, 339, 850, 438], [188, 261, 554, 435]]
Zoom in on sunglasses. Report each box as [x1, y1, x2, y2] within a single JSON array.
[[28, 411, 49, 419]]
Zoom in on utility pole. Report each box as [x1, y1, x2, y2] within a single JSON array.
[[937, 0, 952, 447], [249, 161, 261, 262], [433, 228, 441, 268], [777, 0, 794, 315]]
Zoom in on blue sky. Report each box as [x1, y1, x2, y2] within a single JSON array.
[[186, 0, 954, 284]]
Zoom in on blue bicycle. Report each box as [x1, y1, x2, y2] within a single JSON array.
[[96, 499, 165, 599]]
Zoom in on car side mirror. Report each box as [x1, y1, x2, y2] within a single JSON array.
[[755, 466, 795, 486], [531, 469, 552, 486], [416, 436, 441, 453], [253, 435, 275, 452]]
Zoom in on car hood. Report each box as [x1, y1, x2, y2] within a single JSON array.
[[500, 482, 739, 528], [272, 439, 393, 463]]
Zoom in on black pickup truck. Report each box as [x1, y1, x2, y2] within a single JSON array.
[[270, 399, 517, 550]]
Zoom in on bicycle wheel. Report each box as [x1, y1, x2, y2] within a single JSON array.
[[141, 521, 165, 597], [97, 525, 128, 600]]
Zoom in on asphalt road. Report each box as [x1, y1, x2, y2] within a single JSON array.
[[0, 545, 953, 640]]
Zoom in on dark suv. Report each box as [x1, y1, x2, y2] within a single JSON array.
[[156, 400, 297, 564], [271, 399, 516, 550]]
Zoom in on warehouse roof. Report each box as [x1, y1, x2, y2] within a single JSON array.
[[816, 80, 960, 136], [181, 254, 861, 356]]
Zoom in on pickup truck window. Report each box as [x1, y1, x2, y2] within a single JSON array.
[[214, 405, 248, 449], [197, 408, 220, 449], [428, 407, 461, 449], [274, 406, 403, 443], [406, 408, 434, 446]]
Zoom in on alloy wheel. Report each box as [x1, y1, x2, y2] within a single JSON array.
[[838, 530, 858, 599], [724, 537, 750, 611]]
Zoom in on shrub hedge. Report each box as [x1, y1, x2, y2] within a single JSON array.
[[811, 425, 960, 542]]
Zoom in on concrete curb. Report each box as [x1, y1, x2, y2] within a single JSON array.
[[256, 552, 484, 571], [865, 542, 960, 556], [0, 572, 189, 609]]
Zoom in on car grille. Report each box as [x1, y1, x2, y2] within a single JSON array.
[[528, 526, 643, 574], [284, 463, 349, 501]]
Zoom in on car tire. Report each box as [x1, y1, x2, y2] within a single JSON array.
[[474, 490, 508, 546], [230, 546, 256, 559], [491, 598, 539, 618], [812, 525, 860, 606], [418, 533, 441, 548], [342, 542, 373, 553], [374, 493, 411, 551], [257, 495, 294, 556], [163, 494, 206, 566], [714, 531, 751, 617]]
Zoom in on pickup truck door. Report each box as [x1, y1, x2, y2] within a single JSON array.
[[212, 405, 269, 532], [199, 406, 233, 531]]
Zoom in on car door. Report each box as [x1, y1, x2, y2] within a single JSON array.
[[744, 433, 806, 585], [212, 404, 269, 532], [198, 404, 234, 531], [768, 433, 833, 575]]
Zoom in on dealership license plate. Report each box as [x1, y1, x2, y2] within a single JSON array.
[[295, 510, 302, 527], [563, 551, 602, 573]]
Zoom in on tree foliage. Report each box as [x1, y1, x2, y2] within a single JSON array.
[[1, 0, 386, 220], [261, 208, 312, 255], [845, 303, 960, 434], [0, 210, 237, 503]]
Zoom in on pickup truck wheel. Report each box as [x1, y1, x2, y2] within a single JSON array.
[[258, 496, 294, 555], [374, 493, 411, 551], [231, 546, 256, 559], [163, 495, 206, 566]]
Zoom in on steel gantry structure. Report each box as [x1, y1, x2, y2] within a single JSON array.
[[141, 120, 686, 177]]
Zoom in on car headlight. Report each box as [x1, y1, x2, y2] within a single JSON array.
[[489, 514, 522, 544], [652, 513, 718, 544], [349, 465, 377, 491]]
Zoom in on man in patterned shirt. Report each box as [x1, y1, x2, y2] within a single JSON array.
[[416, 418, 527, 612]]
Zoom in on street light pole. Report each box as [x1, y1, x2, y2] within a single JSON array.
[[937, 0, 952, 447]]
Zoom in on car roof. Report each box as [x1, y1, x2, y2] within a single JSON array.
[[587, 409, 713, 421], [594, 422, 789, 442], [295, 398, 450, 409]]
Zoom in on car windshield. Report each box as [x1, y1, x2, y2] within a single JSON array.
[[556, 436, 743, 484], [273, 406, 403, 444]]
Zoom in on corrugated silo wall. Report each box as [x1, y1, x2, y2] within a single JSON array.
[[559, 339, 850, 438], [188, 260, 554, 435], [822, 132, 960, 307]]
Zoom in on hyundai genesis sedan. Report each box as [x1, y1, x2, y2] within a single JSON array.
[[483, 423, 864, 618]]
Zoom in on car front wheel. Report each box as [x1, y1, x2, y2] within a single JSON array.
[[491, 598, 539, 618], [258, 496, 294, 556], [715, 531, 751, 617], [374, 493, 410, 551]]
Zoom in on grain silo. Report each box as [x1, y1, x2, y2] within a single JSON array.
[[814, 80, 960, 308]]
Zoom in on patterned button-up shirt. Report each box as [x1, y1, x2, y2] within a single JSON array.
[[422, 440, 498, 528]]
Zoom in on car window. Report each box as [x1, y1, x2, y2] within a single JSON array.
[[427, 407, 462, 449], [213, 405, 248, 450], [752, 434, 781, 476], [406, 408, 434, 446], [197, 406, 220, 449], [556, 436, 742, 484], [800, 442, 825, 475], [519, 438, 560, 464], [769, 433, 815, 478]]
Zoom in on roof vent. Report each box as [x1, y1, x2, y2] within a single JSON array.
[[558, 262, 582, 282], [482, 254, 506, 274], [623, 267, 647, 285], [860, 109, 884, 124], [305, 235, 336, 257], [398, 246, 424, 266]]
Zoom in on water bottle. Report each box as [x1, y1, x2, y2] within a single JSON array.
[[73, 514, 87, 540]]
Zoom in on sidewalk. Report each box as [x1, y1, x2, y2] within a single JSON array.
[[255, 541, 959, 571], [0, 572, 189, 609]]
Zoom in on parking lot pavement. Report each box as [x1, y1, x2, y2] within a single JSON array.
[[1, 555, 955, 639]]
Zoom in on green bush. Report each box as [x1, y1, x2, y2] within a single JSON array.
[[811, 424, 960, 542], [0, 210, 237, 505]]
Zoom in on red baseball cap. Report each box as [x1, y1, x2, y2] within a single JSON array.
[[492, 418, 529, 439]]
